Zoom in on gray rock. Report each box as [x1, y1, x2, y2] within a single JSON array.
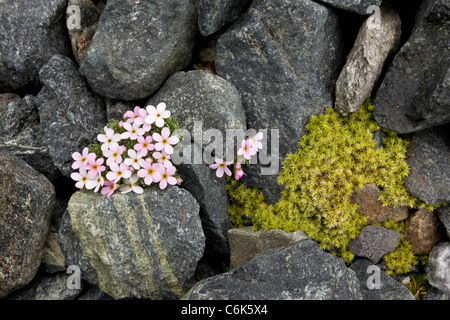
[[404, 125, 450, 204], [228, 226, 308, 268], [36, 54, 107, 178], [77, 285, 113, 300], [0, 151, 56, 298], [79, 0, 199, 101], [315, 0, 383, 15], [0, 0, 70, 92], [348, 225, 401, 264], [67, 0, 105, 62], [40, 231, 67, 274], [216, 0, 344, 203], [437, 205, 450, 237], [67, 187, 205, 300], [146, 70, 247, 153], [104, 98, 135, 122], [176, 143, 231, 262], [57, 209, 99, 285], [350, 258, 415, 300], [335, 5, 401, 116], [183, 239, 362, 300], [0, 95, 61, 182], [425, 286, 450, 300], [7, 273, 83, 300], [427, 242, 450, 294], [0, 93, 20, 111], [198, 0, 252, 36], [373, 0, 450, 134]]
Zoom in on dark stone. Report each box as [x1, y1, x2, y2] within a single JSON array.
[[0, 151, 56, 298], [176, 143, 231, 262], [183, 239, 362, 300], [315, 0, 383, 15], [216, 0, 344, 204], [79, 0, 200, 101], [373, 0, 450, 134], [348, 225, 401, 264], [6, 272, 83, 300], [0, 0, 70, 92], [350, 258, 415, 300], [198, 0, 252, 36], [36, 54, 107, 178], [57, 209, 99, 286], [404, 125, 450, 204], [0, 95, 61, 182], [437, 204, 450, 237]]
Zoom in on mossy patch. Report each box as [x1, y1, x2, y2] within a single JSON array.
[[227, 100, 444, 275]]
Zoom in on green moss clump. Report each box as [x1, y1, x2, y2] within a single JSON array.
[[227, 100, 441, 274]]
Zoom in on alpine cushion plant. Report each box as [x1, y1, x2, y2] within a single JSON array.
[[70, 102, 182, 197]]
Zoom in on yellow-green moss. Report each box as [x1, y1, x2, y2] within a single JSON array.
[[227, 100, 443, 274]]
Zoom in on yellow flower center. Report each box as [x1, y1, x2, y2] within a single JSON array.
[[117, 171, 122, 176], [143, 143, 148, 148], [133, 158, 138, 163], [162, 173, 168, 179], [107, 138, 112, 143], [219, 163, 225, 168], [147, 169, 154, 175], [161, 155, 167, 161], [92, 164, 98, 170], [113, 152, 118, 157], [162, 138, 168, 144], [81, 157, 86, 162], [81, 176, 87, 182], [131, 129, 136, 134]]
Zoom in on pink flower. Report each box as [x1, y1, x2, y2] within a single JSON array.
[[137, 108, 152, 132], [137, 162, 163, 185], [70, 168, 93, 189], [124, 149, 143, 170], [72, 147, 96, 170], [145, 102, 170, 128], [97, 127, 122, 152], [106, 162, 132, 183], [101, 180, 117, 197], [234, 163, 246, 180], [157, 165, 177, 190], [85, 174, 104, 192], [103, 145, 124, 166], [134, 135, 154, 157], [86, 157, 105, 176], [121, 122, 145, 140], [251, 132, 264, 151], [123, 106, 143, 124], [153, 127, 179, 155], [152, 151, 172, 168], [237, 139, 257, 160], [119, 174, 144, 194], [209, 158, 233, 178]]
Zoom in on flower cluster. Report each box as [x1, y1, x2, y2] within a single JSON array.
[[70, 102, 182, 197], [209, 131, 263, 180]]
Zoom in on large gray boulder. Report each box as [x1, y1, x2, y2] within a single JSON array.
[[146, 70, 247, 153], [79, 0, 199, 101], [404, 125, 450, 204], [67, 187, 205, 300], [216, 0, 344, 203], [0, 152, 56, 298], [183, 239, 362, 300], [36, 54, 107, 178], [373, 0, 450, 134], [0, 0, 70, 92]]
